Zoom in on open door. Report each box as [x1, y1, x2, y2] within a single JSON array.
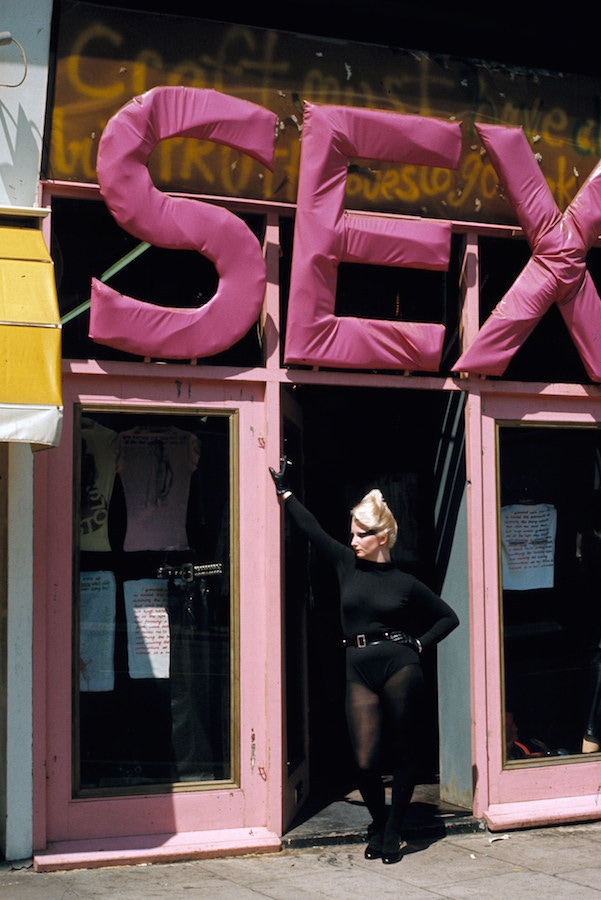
[[280, 383, 458, 831], [281, 390, 309, 832]]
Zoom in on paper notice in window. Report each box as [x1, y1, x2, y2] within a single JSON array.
[[501, 503, 557, 591], [124, 578, 170, 678], [80, 570, 116, 692]]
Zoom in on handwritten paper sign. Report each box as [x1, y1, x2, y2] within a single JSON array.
[[501, 503, 557, 591], [123, 578, 170, 678], [79, 570, 116, 692]]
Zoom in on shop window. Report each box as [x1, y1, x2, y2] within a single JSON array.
[[335, 233, 462, 375], [480, 237, 593, 385], [74, 406, 236, 794], [499, 424, 601, 765], [276, 223, 461, 376], [52, 196, 266, 367]]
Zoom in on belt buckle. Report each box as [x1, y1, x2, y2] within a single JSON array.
[[181, 563, 195, 583], [357, 634, 367, 648]]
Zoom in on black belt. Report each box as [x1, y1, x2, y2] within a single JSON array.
[[156, 562, 222, 583], [342, 630, 421, 651], [342, 631, 398, 648]]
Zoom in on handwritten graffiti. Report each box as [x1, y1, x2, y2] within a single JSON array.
[[50, 9, 601, 223]]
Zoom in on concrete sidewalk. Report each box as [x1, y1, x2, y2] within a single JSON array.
[[3, 820, 601, 898], [2, 784, 600, 897], [282, 782, 480, 850]]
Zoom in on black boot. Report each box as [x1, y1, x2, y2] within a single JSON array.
[[364, 833, 384, 860], [380, 762, 414, 863], [357, 769, 386, 854], [381, 817, 407, 863], [364, 818, 387, 860]]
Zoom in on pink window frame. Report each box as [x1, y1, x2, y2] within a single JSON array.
[[470, 386, 601, 830]]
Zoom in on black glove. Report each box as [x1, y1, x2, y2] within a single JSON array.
[[387, 630, 421, 653], [269, 456, 292, 496]]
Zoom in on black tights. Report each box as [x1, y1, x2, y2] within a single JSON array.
[[345, 663, 424, 839]]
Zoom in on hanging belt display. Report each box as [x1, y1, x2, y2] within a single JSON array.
[[156, 562, 223, 582]]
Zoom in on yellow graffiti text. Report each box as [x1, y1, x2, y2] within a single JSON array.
[[67, 24, 125, 101]]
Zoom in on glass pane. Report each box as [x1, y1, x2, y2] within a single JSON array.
[[479, 236, 590, 385], [75, 408, 233, 793], [334, 233, 462, 376], [499, 424, 601, 765], [52, 196, 265, 367]]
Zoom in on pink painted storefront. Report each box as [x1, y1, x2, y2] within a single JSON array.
[[29, 3, 601, 870]]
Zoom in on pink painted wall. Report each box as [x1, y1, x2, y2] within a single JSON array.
[[468, 386, 601, 829], [33, 366, 284, 853]]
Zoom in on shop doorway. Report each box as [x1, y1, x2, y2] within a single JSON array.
[[282, 383, 464, 822]]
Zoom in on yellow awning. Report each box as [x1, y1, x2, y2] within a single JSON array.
[[0, 225, 62, 447]]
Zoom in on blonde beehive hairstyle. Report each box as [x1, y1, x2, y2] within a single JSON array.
[[351, 488, 398, 549]]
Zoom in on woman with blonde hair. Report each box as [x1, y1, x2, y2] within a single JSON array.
[[270, 458, 459, 864]]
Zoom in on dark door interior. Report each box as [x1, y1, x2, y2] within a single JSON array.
[[284, 384, 457, 807]]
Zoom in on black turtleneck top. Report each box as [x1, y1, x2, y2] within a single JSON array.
[[285, 495, 459, 648]]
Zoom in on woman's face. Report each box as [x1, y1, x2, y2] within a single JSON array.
[[350, 517, 390, 562]]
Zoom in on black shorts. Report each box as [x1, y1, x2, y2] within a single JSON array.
[[345, 641, 421, 693]]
